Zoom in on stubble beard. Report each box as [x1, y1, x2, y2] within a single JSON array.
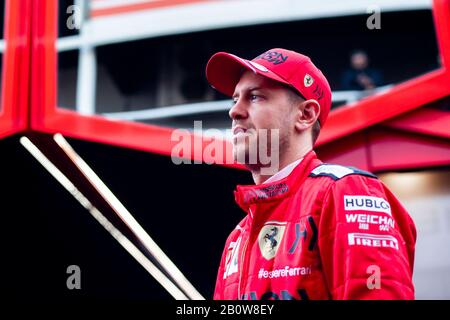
[[233, 128, 288, 174]]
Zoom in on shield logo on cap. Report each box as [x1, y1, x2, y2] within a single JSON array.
[[304, 74, 314, 87], [258, 222, 286, 260]]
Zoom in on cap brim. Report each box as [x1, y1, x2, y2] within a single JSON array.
[[206, 52, 290, 97]]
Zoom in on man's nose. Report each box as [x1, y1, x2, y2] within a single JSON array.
[[229, 99, 248, 120]]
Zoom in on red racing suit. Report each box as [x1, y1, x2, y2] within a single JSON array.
[[214, 151, 416, 300]]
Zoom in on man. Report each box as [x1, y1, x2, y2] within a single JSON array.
[[341, 50, 383, 90], [205, 48, 416, 300]]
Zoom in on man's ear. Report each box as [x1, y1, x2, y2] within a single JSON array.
[[294, 99, 321, 132]]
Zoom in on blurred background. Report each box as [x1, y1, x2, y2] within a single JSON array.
[[1, 0, 449, 301], [57, 0, 441, 132]]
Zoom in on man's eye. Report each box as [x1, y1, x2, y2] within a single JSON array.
[[231, 97, 238, 105], [250, 95, 260, 101]]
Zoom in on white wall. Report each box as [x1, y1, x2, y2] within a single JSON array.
[[380, 169, 450, 299]]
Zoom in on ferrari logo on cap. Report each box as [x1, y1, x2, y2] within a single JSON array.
[[304, 74, 314, 87], [258, 222, 286, 260]]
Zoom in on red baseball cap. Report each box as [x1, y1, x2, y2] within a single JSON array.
[[206, 48, 332, 126]]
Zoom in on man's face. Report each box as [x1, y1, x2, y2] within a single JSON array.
[[351, 52, 369, 70], [229, 71, 296, 167]]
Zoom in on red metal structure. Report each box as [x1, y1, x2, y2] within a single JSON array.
[[0, 0, 31, 139], [90, 0, 212, 17], [0, 0, 449, 172]]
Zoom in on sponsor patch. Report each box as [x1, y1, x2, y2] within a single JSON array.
[[243, 182, 289, 204], [223, 237, 241, 279], [344, 195, 391, 216], [346, 213, 395, 231], [255, 50, 288, 65], [348, 233, 399, 250]]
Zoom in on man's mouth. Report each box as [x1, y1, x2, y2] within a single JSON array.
[[232, 126, 247, 136]]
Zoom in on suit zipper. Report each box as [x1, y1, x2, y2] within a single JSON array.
[[237, 235, 249, 300], [238, 207, 253, 300]]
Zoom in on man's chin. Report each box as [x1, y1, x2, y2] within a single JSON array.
[[233, 147, 257, 169], [233, 145, 248, 164]]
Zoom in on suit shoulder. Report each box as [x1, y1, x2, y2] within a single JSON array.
[[309, 163, 378, 181]]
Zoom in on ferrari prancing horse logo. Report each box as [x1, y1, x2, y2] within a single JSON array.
[[304, 74, 314, 87], [258, 222, 286, 260]]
